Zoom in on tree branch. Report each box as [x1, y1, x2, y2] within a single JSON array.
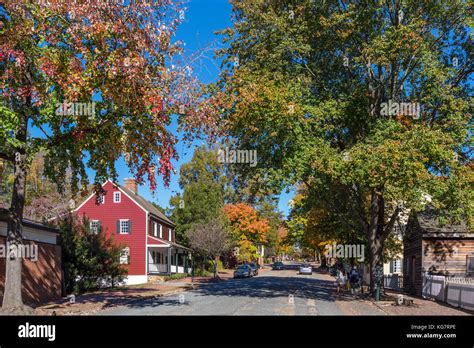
[[349, 184, 369, 231], [381, 206, 401, 243], [47, 119, 111, 146]]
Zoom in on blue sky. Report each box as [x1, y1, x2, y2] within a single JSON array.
[[31, 0, 294, 217], [138, 0, 294, 217]]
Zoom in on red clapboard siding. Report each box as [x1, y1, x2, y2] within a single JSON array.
[[75, 180, 147, 276], [148, 216, 175, 242]]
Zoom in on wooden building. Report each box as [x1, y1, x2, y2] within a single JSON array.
[[74, 179, 191, 285], [0, 219, 62, 306], [403, 207, 474, 296]]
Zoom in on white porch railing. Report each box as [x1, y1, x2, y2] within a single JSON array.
[[149, 263, 191, 274], [171, 265, 186, 273], [148, 263, 168, 273]]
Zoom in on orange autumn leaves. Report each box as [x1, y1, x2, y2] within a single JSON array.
[[223, 203, 270, 262], [223, 203, 270, 244]]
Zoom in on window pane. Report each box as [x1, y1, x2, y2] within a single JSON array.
[[120, 220, 129, 233], [90, 221, 99, 233]]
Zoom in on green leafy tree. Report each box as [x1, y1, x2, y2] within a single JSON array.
[[0, 1, 211, 310], [211, 0, 473, 294], [170, 146, 229, 243], [59, 214, 127, 294], [255, 199, 284, 258]]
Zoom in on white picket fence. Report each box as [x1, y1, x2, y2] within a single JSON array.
[[422, 274, 474, 311], [384, 274, 403, 291]]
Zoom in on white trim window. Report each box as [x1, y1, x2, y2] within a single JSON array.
[[390, 259, 402, 274], [120, 247, 130, 265], [119, 219, 131, 234], [90, 220, 100, 234], [168, 228, 172, 241], [113, 191, 121, 203], [153, 222, 158, 237]]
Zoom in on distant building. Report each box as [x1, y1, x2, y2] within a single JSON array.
[[403, 207, 474, 296]]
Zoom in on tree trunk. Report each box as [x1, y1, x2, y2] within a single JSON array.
[[320, 254, 327, 268], [368, 236, 384, 296], [212, 257, 217, 279], [366, 190, 387, 297], [2, 149, 28, 310]]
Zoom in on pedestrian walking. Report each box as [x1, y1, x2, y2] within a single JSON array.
[[336, 268, 347, 293]]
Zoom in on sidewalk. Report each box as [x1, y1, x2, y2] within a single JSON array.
[[34, 268, 247, 315], [370, 290, 473, 316], [315, 272, 386, 315], [34, 282, 189, 315], [318, 271, 472, 316]]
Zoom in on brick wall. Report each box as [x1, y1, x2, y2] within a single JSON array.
[[0, 236, 62, 306]]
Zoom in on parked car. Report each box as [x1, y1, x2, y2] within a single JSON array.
[[272, 261, 284, 270], [234, 264, 253, 278], [299, 263, 312, 275], [247, 262, 260, 276]]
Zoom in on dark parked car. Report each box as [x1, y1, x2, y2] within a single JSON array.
[[234, 264, 253, 278], [247, 262, 260, 276], [272, 261, 284, 270]]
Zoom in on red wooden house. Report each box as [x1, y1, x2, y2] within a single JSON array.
[[74, 179, 191, 285]]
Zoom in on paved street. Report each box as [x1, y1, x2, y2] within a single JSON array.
[[99, 262, 385, 315]]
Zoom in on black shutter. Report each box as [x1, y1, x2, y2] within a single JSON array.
[[116, 220, 120, 234], [128, 220, 132, 234], [97, 221, 101, 233]]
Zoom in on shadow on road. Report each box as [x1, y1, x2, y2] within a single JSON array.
[[99, 267, 375, 312]]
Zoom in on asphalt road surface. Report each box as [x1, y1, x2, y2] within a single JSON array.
[[100, 262, 383, 316]]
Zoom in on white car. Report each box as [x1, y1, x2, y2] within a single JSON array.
[[299, 264, 312, 275]]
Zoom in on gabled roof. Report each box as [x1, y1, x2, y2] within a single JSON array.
[[147, 235, 192, 251], [0, 218, 60, 234], [74, 179, 175, 227], [117, 183, 175, 227], [414, 206, 472, 238]]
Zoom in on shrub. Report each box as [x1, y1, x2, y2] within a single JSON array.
[[59, 214, 128, 294], [164, 273, 188, 281]]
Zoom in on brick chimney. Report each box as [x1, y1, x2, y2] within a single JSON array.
[[124, 178, 137, 194]]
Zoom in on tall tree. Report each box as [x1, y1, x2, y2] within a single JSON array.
[[0, 1, 210, 311], [210, 0, 472, 294], [186, 219, 232, 278], [255, 198, 284, 258], [170, 146, 228, 243], [223, 203, 270, 262]]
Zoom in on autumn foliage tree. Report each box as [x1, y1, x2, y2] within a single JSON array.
[[223, 203, 269, 262], [0, 1, 210, 311], [212, 0, 472, 295]]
